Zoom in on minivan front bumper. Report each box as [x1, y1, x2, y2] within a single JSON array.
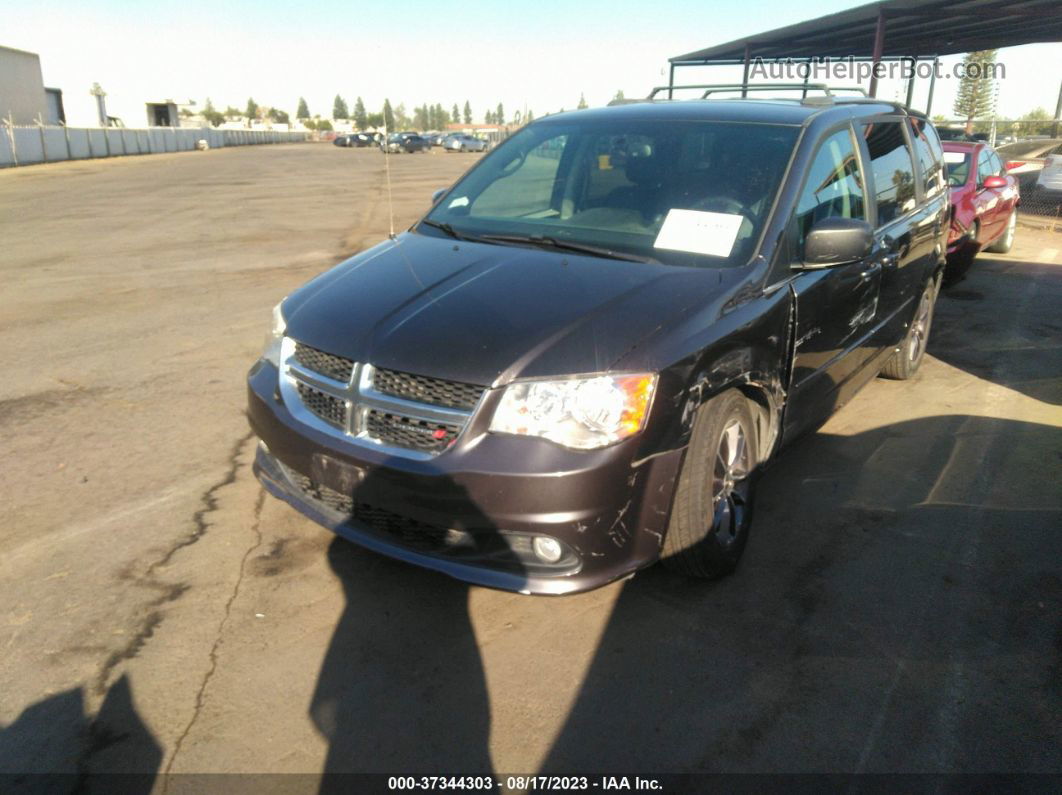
[[247, 360, 684, 595]]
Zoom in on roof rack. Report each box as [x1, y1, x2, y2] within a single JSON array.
[[646, 82, 868, 102]]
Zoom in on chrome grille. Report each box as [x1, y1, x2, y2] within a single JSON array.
[[277, 337, 484, 459], [372, 368, 483, 410], [293, 343, 355, 383]]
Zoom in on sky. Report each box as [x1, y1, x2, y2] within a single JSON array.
[[6, 0, 1061, 128]]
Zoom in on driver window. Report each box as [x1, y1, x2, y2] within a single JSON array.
[[794, 128, 866, 250], [977, 149, 994, 185], [470, 135, 567, 218]]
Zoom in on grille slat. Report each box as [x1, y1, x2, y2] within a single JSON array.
[[295, 382, 347, 428], [293, 343, 355, 383], [372, 368, 484, 411], [366, 410, 460, 454]]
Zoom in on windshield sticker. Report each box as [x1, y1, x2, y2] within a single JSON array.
[[653, 209, 743, 258], [943, 151, 967, 163], [448, 196, 469, 209]]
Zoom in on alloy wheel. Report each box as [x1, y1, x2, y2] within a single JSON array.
[[711, 419, 752, 548]]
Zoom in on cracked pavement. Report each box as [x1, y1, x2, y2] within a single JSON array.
[[0, 145, 1059, 784]]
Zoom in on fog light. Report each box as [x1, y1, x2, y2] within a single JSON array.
[[532, 536, 563, 563]]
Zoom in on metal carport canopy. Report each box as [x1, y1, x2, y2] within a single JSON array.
[[670, 0, 1062, 63]]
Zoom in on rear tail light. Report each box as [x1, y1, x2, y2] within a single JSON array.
[[1005, 161, 1024, 171]]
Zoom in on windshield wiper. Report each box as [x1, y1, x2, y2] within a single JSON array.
[[477, 233, 658, 264], [420, 219, 477, 241]]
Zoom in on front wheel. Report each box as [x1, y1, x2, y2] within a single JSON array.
[[881, 279, 936, 380], [985, 211, 1017, 253], [661, 390, 758, 579]]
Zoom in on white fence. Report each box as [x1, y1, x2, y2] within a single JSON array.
[[0, 125, 308, 168]]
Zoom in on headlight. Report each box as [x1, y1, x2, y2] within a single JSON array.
[[489, 373, 657, 450], [263, 301, 286, 367]]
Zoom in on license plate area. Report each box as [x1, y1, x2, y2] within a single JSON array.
[[310, 453, 367, 495]]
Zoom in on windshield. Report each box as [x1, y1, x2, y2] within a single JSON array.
[[421, 118, 798, 267]]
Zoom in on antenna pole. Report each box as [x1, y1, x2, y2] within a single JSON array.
[[383, 122, 396, 239]]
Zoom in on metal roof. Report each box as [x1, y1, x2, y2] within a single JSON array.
[[671, 0, 1062, 62]]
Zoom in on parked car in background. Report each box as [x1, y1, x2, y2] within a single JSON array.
[[247, 96, 947, 594], [332, 135, 349, 147], [383, 133, 431, 153], [943, 140, 1020, 282], [446, 134, 488, 153], [348, 132, 377, 147], [1032, 147, 1062, 199]]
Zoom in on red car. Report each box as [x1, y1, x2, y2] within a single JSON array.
[[943, 141, 1020, 282]]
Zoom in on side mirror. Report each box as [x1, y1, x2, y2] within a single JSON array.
[[431, 188, 447, 204], [801, 217, 873, 268], [982, 175, 1007, 189]]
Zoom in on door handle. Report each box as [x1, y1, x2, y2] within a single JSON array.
[[859, 262, 881, 280]]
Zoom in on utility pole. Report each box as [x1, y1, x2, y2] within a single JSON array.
[[1053, 78, 1062, 139]]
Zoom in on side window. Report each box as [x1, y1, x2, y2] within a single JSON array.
[[908, 118, 945, 198], [988, 150, 1005, 176], [860, 120, 917, 225], [470, 134, 567, 217], [794, 128, 866, 249], [977, 149, 995, 185]]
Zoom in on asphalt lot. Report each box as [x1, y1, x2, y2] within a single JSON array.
[[0, 144, 1059, 784]]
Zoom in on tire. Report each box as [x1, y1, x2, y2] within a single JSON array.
[[661, 390, 758, 579], [985, 211, 1016, 253], [881, 279, 936, 380]]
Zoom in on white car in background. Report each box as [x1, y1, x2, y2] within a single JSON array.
[[447, 134, 488, 153], [1034, 149, 1062, 197]]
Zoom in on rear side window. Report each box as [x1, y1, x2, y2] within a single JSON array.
[[908, 118, 946, 198], [988, 150, 1005, 176], [860, 121, 917, 225], [794, 128, 866, 248]]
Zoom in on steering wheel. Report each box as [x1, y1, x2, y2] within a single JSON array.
[[687, 195, 748, 216]]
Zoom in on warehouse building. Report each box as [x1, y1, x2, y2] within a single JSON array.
[[0, 45, 65, 125]]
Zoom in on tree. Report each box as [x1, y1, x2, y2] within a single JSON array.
[[452, 104, 460, 126], [366, 111, 384, 129], [463, 100, 472, 125], [245, 97, 259, 120], [613, 89, 625, 102], [333, 94, 349, 120], [382, 99, 395, 131], [223, 105, 242, 120], [202, 98, 225, 127], [1018, 107, 1053, 136], [953, 49, 998, 133], [316, 118, 333, 132], [496, 102, 505, 125], [526, 109, 534, 123], [353, 97, 367, 129], [577, 93, 588, 109], [485, 110, 494, 125], [394, 103, 410, 130], [267, 107, 290, 125], [435, 103, 447, 128], [414, 104, 428, 130], [296, 97, 310, 120]]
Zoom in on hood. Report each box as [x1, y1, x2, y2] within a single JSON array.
[[282, 232, 743, 386]]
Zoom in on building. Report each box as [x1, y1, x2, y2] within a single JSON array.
[[0, 45, 65, 125]]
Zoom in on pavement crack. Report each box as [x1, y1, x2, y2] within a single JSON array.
[[92, 429, 256, 697], [163, 488, 266, 780]]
